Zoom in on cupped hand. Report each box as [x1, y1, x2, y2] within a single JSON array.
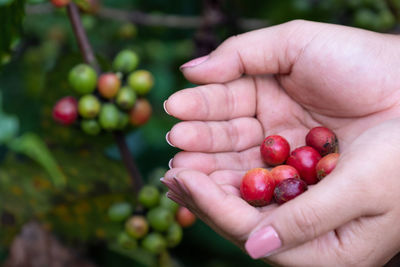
[[162, 20, 400, 266]]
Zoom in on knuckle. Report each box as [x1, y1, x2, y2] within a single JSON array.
[[287, 204, 322, 242]]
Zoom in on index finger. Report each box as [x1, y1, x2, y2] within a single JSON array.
[[165, 76, 256, 121]]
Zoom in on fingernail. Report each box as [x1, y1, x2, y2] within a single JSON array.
[[166, 131, 175, 147], [168, 158, 173, 169], [160, 178, 180, 194], [173, 177, 190, 195], [180, 55, 209, 69], [163, 100, 170, 115], [166, 191, 186, 207], [245, 226, 282, 259]]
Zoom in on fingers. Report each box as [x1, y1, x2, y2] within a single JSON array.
[[180, 20, 322, 84], [164, 168, 261, 240], [171, 147, 265, 174], [165, 77, 256, 121], [244, 172, 369, 259], [167, 118, 264, 152]]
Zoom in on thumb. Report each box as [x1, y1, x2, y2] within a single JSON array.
[[180, 20, 321, 84], [244, 171, 368, 259]]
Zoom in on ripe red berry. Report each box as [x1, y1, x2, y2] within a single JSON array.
[[286, 146, 321, 185], [274, 178, 308, 204], [97, 73, 121, 99], [52, 96, 78, 125], [270, 165, 300, 186], [306, 126, 338, 156], [51, 0, 70, 8], [240, 168, 275, 207], [129, 98, 152, 126], [316, 153, 339, 180], [260, 135, 290, 166], [176, 207, 196, 228]]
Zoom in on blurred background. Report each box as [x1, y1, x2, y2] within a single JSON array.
[[1, 0, 400, 266]]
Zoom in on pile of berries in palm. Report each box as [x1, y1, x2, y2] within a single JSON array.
[[107, 185, 196, 254], [52, 50, 153, 134], [241, 127, 339, 206]]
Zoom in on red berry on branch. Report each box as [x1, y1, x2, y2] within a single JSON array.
[[52, 96, 78, 125], [97, 73, 121, 99], [176, 206, 196, 228], [129, 98, 152, 126]]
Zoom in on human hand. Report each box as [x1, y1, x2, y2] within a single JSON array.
[[162, 20, 400, 266], [164, 119, 400, 266]]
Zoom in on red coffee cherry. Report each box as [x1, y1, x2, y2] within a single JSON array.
[[240, 168, 275, 207], [286, 146, 321, 185], [260, 135, 290, 166]]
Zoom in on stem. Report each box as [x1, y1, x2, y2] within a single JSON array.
[[66, 2, 144, 194], [113, 131, 143, 194], [67, 3, 100, 73], [26, 3, 269, 30]]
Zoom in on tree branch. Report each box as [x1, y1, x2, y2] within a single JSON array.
[[66, 2, 144, 195], [26, 3, 269, 30]]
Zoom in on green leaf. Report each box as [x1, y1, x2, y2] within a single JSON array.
[[8, 133, 67, 189]]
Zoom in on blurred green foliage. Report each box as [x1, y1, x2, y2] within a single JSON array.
[[1, 0, 400, 266]]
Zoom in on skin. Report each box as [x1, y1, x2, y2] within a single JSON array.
[[162, 20, 400, 266]]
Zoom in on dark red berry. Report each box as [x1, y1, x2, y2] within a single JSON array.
[[129, 98, 152, 126], [286, 146, 321, 185], [52, 96, 78, 125], [260, 135, 290, 166], [240, 168, 275, 207], [316, 153, 339, 180], [274, 178, 308, 204], [306, 126, 338, 156], [270, 165, 300, 186]]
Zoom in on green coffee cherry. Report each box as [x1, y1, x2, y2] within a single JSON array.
[[166, 222, 183, 248], [113, 50, 139, 74], [117, 232, 138, 250], [147, 207, 173, 232], [108, 202, 133, 222], [99, 103, 120, 131], [128, 70, 154, 95], [78, 95, 101, 118], [138, 185, 160, 208], [69, 64, 97, 94], [116, 86, 136, 110], [160, 194, 179, 214], [141, 232, 167, 254], [81, 119, 101, 135]]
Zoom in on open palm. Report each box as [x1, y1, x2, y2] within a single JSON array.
[[163, 20, 400, 266]]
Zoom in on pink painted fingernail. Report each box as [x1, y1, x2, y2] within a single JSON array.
[[166, 191, 186, 207], [168, 158, 173, 169], [160, 178, 180, 194], [180, 55, 209, 69], [163, 100, 170, 115], [166, 131, 175, 147], [173, 177, 190, 195], [245, 226, 282, 259]]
